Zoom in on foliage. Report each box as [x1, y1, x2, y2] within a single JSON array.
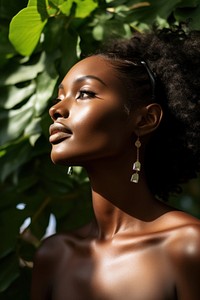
[[1, 0, 200, 298]]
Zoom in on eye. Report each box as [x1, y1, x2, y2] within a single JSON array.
[[76, 90, 96, 100]]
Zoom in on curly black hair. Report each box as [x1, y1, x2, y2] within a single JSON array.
[[96, 27, 200, 201]]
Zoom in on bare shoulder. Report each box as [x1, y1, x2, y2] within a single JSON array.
[[34, 233, 70, 265], [33, 221, 94, 267], [164, 211, 200, 299], [31, 223, 94, 300], [163, 211, 200, 257], [31, 233, 71, 300]]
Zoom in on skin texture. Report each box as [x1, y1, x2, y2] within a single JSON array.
[[31, 56, 200, 300]]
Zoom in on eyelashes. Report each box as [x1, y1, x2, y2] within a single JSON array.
[[76, 90, 96, 100], [52, 90, 96, 104]]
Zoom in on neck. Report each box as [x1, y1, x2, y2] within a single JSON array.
[[85, 155, 163, 240]]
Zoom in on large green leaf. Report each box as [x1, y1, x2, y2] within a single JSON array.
[[9, 6, 48, 56], [59, 0, 98, 18], [0, 82, 36, 109], [0, 52, 46, 85], [28, 0, 40, 5], [50, 0, 65, 6]]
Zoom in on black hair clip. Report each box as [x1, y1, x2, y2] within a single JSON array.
[[141, 61, 156, 100]]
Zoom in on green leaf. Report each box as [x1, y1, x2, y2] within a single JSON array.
[[28, 0, 39, 5], [0, 267, 32, 300], [59, 29, 79, 77], [0, 141, 33, 182], [0, 52, 46, 85], [58, 0, 74, 16], [0, 96, 35, 146], [125, 0, 182, 24], [34, 58, 59, 116], [24, 117, 42, 145], [75, 0, 98, 18], [30, 208, 51, 239], [0, 207, 27, 258], [9, 6, 48, 56], [0, 0, 28, 19], [0, 253, 20, 292], [18, 239, 37, 261], [174, 5, 200, 30], [176, 0, 199, 8], [0, 81, 36, 109], [59, 0, 98, 18], [0, 25, 16, 68], [50, 0, 65, 6]]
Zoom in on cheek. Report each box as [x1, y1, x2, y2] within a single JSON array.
[[50, 101, 131, 165], [72, 104, 130, 150]]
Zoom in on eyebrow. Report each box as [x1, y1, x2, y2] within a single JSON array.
[[58, 75, 107, 90]]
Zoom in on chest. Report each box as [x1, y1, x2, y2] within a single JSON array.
[[52, 243, 176, 300]]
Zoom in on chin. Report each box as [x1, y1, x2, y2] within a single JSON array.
[[50, 150, 69, 166], [50, 148, 83, 166]]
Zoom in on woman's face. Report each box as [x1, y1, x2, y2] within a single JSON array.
[[49, 55, 136, 166]]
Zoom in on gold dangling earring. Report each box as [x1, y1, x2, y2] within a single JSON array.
[[130, 136, 141, 183], [67, 166, 73, 176]]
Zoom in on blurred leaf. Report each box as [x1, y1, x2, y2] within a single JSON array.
[[28, 0, 39, 5], [0, 141, 33, 182], [30, 204, 51, 239], [0, 266, 31, 300], [0, 252, 19, 292], [50, 0, 65, 6], [124, 0, 181, 24], [0, 0, 28, 19], [0, 24, 16, 68], [59, 0, 98, 18], [59, 28, 79, 77], [0, 207, 26, 258], [24, 117, 42, 145], [34, 56, 59, 116], [176, 0, 199, 7], [18, 239, 36, 261], [9, 6, 48, 56], [0, 81, 36, 109], [43, 17, 64, 52], [0, 52, 46, 85], [55, 183, 93, 231], [174, 5, 200, 30], [0, 97, 35, 145]]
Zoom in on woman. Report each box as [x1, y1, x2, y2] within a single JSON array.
[[31, 28, 200, 299]]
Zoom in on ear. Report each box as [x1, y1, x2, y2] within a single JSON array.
[[133, 103, 163, 136]]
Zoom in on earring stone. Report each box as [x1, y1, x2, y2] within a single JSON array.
[[130, 173, 139, 183], [130, 137, 141, 183], [67, 166, 73, 176]]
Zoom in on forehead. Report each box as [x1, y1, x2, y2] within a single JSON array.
[[61, 56, 122, 88]]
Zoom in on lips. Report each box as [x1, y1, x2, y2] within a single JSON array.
[[49, 122, 72, 144]]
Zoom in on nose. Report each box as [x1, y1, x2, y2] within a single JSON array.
[[49, 100, 69, 121]]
